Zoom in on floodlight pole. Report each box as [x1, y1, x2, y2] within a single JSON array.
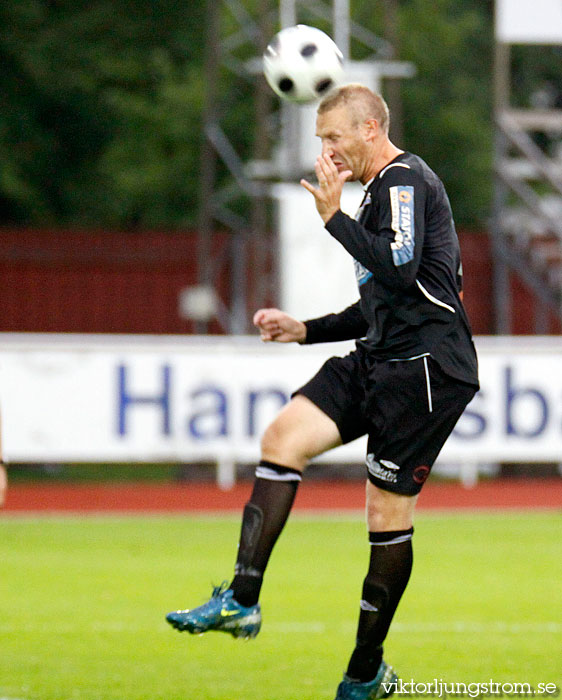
[[280, 0, 296, 28], [492, 40, 512, 334], [197, 0, 221, 333], [250, 6, 276, 315], [492, 8, 562, 333], [333, 0, 350, 60], [381, 0, 404, 147], [278, 0, 302, 181], [195, 0, 413, 335]]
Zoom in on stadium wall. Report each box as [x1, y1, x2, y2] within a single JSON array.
[[0, 229, 229, 334], [0, 228, 552, 336]]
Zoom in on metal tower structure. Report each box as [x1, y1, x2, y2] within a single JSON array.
[[493, 1, 562, 333], [187, 0, 413, 334]]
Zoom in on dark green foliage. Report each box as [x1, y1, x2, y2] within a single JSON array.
[[0, 0, 557, 228], [0, 0, 208, 227], [398, 1, 494, 225], [353, 0, 495, 226]]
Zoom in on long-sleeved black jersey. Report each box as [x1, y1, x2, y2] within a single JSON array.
[[303, 151, 479, 387]]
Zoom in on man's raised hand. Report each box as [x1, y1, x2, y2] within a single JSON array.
[[300, 153, 352, 223]]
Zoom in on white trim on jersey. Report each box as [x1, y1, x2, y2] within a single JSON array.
[[388, 352, 431, 362], [416, 280, 456, 314], [379, 162, 411, 179]]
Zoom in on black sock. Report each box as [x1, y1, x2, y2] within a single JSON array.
[[346, 528, 414, 683], [229, 460, 301, 607]]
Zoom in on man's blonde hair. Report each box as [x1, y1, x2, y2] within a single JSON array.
[[318, 84, 390, 134]]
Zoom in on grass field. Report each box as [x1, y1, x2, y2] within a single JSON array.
[[0, 512, 560, 700]]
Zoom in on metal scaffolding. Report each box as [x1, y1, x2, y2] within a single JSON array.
[[188, 0, 412, 334], [190, 1, 562, 337], [493, 6, 562, 333]]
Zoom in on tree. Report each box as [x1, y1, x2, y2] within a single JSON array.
[[0, 0, 209, 227], [354, 0, 494, 226], [1, 0, 558, 230]]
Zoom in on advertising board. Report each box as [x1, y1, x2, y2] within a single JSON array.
[[1, 335, 561, 481]]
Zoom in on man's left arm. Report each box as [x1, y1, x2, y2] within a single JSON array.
[[326, 169, 427, 290]]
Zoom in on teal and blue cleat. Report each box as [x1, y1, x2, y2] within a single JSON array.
[[334, 660, 398, 700], [166, 583, 262, 640]]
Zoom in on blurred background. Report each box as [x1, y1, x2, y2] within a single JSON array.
[[1, 0, 562, 496]]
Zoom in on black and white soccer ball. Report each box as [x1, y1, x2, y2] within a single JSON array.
[[263, 25, 344, 105]]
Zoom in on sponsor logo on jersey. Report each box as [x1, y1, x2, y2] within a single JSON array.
[[389, 185, 415, 266], [366, 453, 399, 484], [354, 192, 371, 223], [354, 258, 373, 287]]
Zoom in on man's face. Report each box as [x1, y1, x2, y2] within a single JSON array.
[[315, 105, 370, 182]]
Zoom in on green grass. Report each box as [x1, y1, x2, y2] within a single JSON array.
[[0, 512, 560, 700]]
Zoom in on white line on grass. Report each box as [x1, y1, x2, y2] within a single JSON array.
[[271, 621, 562, 635], [0, 621, 558, 635]]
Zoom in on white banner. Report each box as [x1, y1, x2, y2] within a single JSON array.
[[1, 334, 562, 465], [496, 0, 562, 44]]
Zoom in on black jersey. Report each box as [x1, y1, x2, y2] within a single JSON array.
[[304, 151, 479, 387]]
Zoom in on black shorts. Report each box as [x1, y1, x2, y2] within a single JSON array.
[[294, 349, 476, 495]]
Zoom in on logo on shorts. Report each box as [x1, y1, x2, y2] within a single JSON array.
[[380, 459, 400, 471], [413, 465, 430, 484], [366, 454, 398, 484]]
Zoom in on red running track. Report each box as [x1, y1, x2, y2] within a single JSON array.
[[1, 478, 561, 512]]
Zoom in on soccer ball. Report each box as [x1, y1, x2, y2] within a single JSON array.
[[263, 24, 344, 105]]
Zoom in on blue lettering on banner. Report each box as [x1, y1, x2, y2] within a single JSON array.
[[117, 364, 171, 436], [247, 389, 289, 436], [188, 386, 228, 439], [452, 392, 487, 439], [112, 362, 556, 450], [389, 185, 414, 266], [505, 366, 548, 437]]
